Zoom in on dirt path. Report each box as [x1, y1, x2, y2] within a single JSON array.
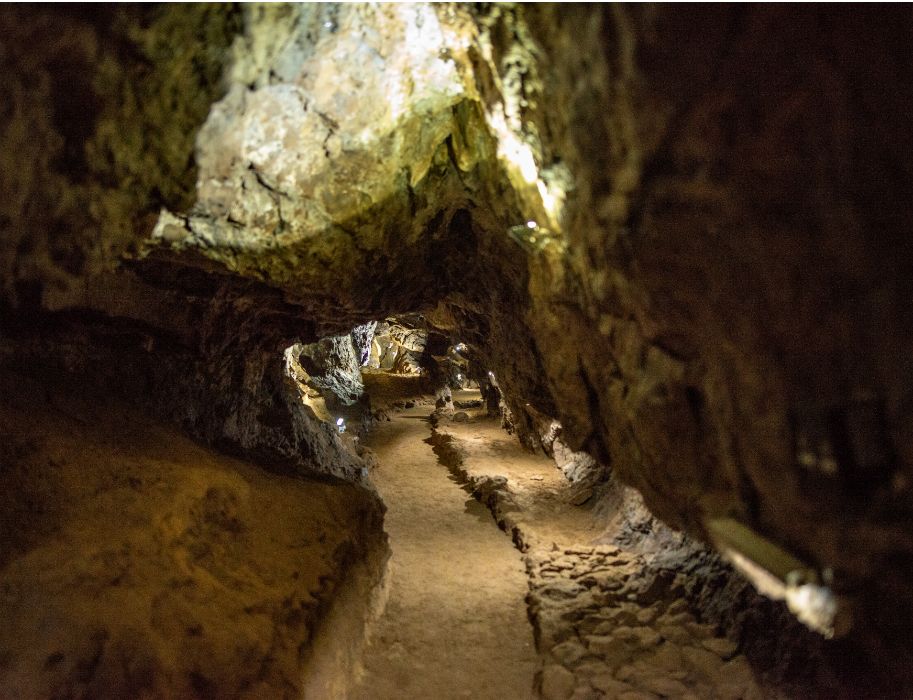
[[351, 403, 537, 699]]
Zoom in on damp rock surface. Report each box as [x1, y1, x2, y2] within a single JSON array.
[[0, 371, 384, 699]]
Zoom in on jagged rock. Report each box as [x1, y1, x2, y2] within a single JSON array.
[[350, 322, 377, 366], [294, 332, 367, 413]]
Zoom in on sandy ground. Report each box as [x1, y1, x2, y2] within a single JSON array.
[[443, 389, 601, 549], [352, 402, 537, 700]]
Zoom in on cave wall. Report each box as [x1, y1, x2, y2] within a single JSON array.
[[512, 5, 913, 656], [0, 4, 240, 311]]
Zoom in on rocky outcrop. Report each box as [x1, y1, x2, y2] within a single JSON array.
[[0, 4, 240, 311], [0, 371, 385, 699], [367, 320, 427, 374]]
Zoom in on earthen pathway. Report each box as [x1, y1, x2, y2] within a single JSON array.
[[351, 403, 537, 699]]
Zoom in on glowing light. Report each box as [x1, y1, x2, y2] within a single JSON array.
[[537, 180, 561, 222], [526, 221, 537, 229], [336, 417, 344, 426], [484, 107, 568, 230], [707, 516, 842, 638]]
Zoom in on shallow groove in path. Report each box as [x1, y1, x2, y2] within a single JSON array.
[[351, 405, 537, 700]]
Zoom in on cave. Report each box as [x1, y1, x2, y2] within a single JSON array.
[[1, 4, 912, 699]]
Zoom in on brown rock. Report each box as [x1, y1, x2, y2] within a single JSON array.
[[658, 625, 692, 645], [591, 674, 635, 696], [684, 622, 715, 640], [701, 637, 738, 660], [542, 664, 576, 700], [681, 645, 724, 678], [638, 676, 692, 698], [551, 639, 588, 667]]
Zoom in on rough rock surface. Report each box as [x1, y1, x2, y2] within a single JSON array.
[[0, 4, 240, 310], [0, 371, 384, 699], [367, 320, 427, 375], [2, 3, 913, 694], [432, 392, 887, 698], [293, 331, 368, 414]]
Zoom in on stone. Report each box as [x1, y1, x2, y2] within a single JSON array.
[[684, 622, 715, 640], [701, 637, 738, 660], [715, 656, 758, 700], [590, 675, 635, 696], [635, 606, 660, 625], [551, 639, 588, 667], [541, 664, 576, 700], [587, 627, 662, 667], [570, 686, 600, 700], [586, 634, 621, 656], [605, 605, 640, 626], [452, 411, 471, 422], [615, 626, 662, 649], [574, 661, 612, 678], [542, 581, 586, 600], [658, 611, 694, 627], [646, 642, 685, 673], [681, 645, 724, 678], [666, 599, 689, 615], [569, 486, 594, 506], [658, 625, 692, 645], [565, 547, 595, 556], [638, 676, 692, 698]]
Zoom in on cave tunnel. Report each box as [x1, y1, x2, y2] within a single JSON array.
[[1, 3, 913, 699]]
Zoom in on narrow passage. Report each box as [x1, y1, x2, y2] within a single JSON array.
[[351, 402, 537, 699]]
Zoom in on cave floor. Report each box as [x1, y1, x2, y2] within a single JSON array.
[[434, 393, 769, 700], [352, 401, 537, 700]]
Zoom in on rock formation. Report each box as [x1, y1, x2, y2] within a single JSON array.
[[1, 3, 912, 697]]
